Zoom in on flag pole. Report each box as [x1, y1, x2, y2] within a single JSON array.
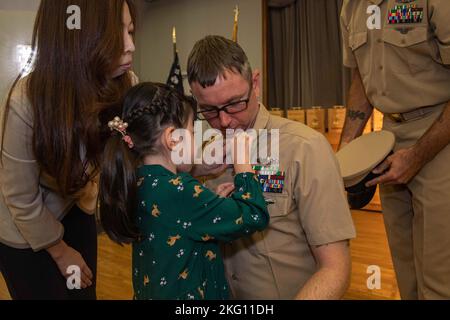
[[232, 5, 239, 43], [167, 26, 185, 94]]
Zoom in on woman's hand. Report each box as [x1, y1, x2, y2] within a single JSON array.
[[215, 182, 235, 198], [46, 240, 93, 289]]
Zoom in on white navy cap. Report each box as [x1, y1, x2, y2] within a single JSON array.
[[336, 131, 395, 209]]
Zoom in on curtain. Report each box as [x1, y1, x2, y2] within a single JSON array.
[[268, 0, 296, 8], [268, 0, 351, 110]]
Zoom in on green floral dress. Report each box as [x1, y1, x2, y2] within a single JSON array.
[[132, 165, 269, 300]]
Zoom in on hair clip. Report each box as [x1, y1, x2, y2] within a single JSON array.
[[108, 116, 134, 149]]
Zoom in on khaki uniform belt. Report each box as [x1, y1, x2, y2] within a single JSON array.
[[385, 106, 437, 123]]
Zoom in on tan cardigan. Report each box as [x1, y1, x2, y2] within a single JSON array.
[[0, 72, 138, 251]]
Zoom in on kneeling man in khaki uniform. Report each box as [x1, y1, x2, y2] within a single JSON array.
[[188, 35, 356, 299]]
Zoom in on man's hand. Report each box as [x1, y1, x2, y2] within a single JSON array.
[[191, 163, 229, 178], [366, 146, 425, 187], [191, 136, 230, 178]]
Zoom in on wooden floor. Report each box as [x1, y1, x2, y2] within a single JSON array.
[[0, 210, 400, 300], [345, 211, 400, 300]]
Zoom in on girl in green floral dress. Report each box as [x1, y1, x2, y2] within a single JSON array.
[[99, 83, 269, 300]]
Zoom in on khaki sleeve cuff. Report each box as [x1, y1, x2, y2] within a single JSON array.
[[343, 52, 358, 69], [307, 225, 356, 247], [340, 4, 357, 68]]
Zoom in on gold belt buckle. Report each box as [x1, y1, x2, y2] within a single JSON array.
[[388, 113, 404, 123]]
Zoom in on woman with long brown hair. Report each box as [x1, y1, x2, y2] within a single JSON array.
[[0, 0, 137, 300]]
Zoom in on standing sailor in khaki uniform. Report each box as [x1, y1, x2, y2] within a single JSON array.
[[188, 35, 356, 299], [340, 0, 450, 299]]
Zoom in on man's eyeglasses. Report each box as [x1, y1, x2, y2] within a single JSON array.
[[195, 87, 252, 121]]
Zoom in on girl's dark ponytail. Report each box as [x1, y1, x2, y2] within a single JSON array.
[[98, 82, 196, 245], [99, 132, 140, 245]]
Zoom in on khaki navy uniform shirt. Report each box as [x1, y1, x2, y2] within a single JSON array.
[[205, 105, 356, 299], [341, 0, 450, 114]]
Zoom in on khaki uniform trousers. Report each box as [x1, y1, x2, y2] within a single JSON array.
[[380, 103, 450, 299]]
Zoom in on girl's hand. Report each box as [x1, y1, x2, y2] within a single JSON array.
[[46, 240, 93, 289], [233, 132, 255, 174], [215, 182, 235, 198]]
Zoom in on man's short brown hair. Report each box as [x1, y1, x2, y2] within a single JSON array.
[[187, 35, 253, 88]]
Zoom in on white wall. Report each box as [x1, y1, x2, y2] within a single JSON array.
[[0, 7, 37, 103], [135, 0, 263, 94], [0, 0, 39, 11]]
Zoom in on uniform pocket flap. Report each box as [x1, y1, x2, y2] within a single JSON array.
[[265, 193, 289, 217], [383, 27, 428, 48], [349, 31, 368, 51]]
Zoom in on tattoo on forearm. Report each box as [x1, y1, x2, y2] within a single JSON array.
[[347, 110, 366, 121]]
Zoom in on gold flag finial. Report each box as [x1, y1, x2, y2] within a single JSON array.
[[172, 26, 178, 54], [232, 5, 239, 42], [172, 26, 177, 44]]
